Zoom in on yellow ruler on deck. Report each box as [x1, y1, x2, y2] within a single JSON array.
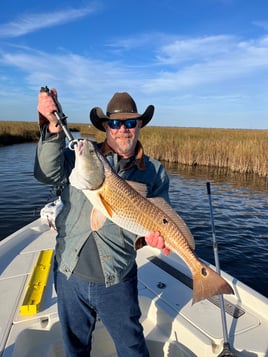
[[20, 249, 54, 315]]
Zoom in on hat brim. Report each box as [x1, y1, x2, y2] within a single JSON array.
[[90, 105, 154, 132]]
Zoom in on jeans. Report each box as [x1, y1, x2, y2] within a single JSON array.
[[55, 269, 149, 357]]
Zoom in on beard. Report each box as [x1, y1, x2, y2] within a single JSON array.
[[113, 134, 136, 157]]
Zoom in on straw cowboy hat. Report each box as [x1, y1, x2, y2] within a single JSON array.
[[90, 92, 154, 132]]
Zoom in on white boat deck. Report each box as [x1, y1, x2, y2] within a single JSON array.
[[0, 219, 267, 356], [0, 221, 57, 356], [137, 249, 268, 356]]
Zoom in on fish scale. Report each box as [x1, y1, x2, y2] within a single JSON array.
[[100, 172, 193, 257]]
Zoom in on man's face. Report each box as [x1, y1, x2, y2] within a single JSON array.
[[103, 119, 142, 158]]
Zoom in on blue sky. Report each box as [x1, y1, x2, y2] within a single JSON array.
[[0, 0, 268, 129]]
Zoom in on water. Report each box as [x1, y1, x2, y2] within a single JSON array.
[[166, 164, 268, 298], [0, 143, 55, 238], [0, 142, 267, 298]]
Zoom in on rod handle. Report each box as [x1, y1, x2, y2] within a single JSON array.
[[206, 181, 211, 195]]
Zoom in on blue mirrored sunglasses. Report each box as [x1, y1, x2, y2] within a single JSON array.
[[107, 119, 138, 129]]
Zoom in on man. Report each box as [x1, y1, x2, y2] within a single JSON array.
[[34, 89, 170, 356]]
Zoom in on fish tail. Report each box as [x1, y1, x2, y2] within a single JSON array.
[[192, 262, 234, 304]]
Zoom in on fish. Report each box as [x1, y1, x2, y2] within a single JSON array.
[[69, 139, 234, 304]]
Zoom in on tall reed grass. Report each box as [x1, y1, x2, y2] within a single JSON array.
[[0, 121, 267, 177], [0, 121, 40, 145], [0, 121, 96, 146], [140, 127, 268, 178]]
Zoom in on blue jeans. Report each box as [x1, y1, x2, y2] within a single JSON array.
[[55, 269, 149, 357]]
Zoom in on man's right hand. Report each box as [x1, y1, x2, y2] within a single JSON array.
[[38, 88, 62, 133], [145, 231, 170, 256]]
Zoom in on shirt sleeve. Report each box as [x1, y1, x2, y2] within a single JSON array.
[[34, 124, 67, 185]]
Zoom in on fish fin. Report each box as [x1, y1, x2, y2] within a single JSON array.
[[90, 208, 107, 230], [148, 197, 195, 250], [99, 194, 113, 218], [192, 262, 234, 304], [126, 181, 148, 197]]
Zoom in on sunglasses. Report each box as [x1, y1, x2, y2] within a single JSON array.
[[107, 119, 138, 130]]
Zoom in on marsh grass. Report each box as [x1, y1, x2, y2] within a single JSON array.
[[0, 121, 40, 145], [0, 121, 97, 146], [0, 121, 267, 177], [140, 127, 268, 178]]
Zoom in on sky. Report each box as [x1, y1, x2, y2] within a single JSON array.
[[0, 0, 268, 129]]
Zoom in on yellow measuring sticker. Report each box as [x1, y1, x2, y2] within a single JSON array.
[[20, 249, 54, 315]]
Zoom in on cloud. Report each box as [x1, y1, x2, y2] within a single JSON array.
[[0, 6, 95, 38], [1, 33, 268, 95], [0, 47, 146, 108], [157, 34, 268, 67], [156, 35, 235, 65], [0, 31, 268, 128], [106, 32, 169, 51], [142, 34, 268, 92], [252, 20, 268, 31], [103, 32, 268, 90]]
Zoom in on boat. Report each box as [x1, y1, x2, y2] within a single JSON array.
[[1, 200, 268, 357]]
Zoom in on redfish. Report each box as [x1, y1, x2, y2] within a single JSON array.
[[69, 140, 234, 303]]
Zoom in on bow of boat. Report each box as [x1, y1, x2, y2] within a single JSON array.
[[0, 217, 267, 357]]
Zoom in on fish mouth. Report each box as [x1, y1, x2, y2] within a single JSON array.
[[77, 139, 95, 155], [77, 139, 103, 160], [77, 140, 85, 155]]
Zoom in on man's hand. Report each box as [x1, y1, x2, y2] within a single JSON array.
[[38, 88, 62, 133], [145, 231, 170, 256]]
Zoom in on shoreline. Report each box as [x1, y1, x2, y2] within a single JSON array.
[[0, 121, 267, 178]]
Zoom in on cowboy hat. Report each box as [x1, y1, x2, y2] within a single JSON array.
[[90, 92, 154, 131]]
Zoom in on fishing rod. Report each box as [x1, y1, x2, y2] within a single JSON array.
[[39, 86, 78, 149], [206, 182, 237, 357]]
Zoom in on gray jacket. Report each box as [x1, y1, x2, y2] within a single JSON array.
[[34, 127, 170, 286]]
